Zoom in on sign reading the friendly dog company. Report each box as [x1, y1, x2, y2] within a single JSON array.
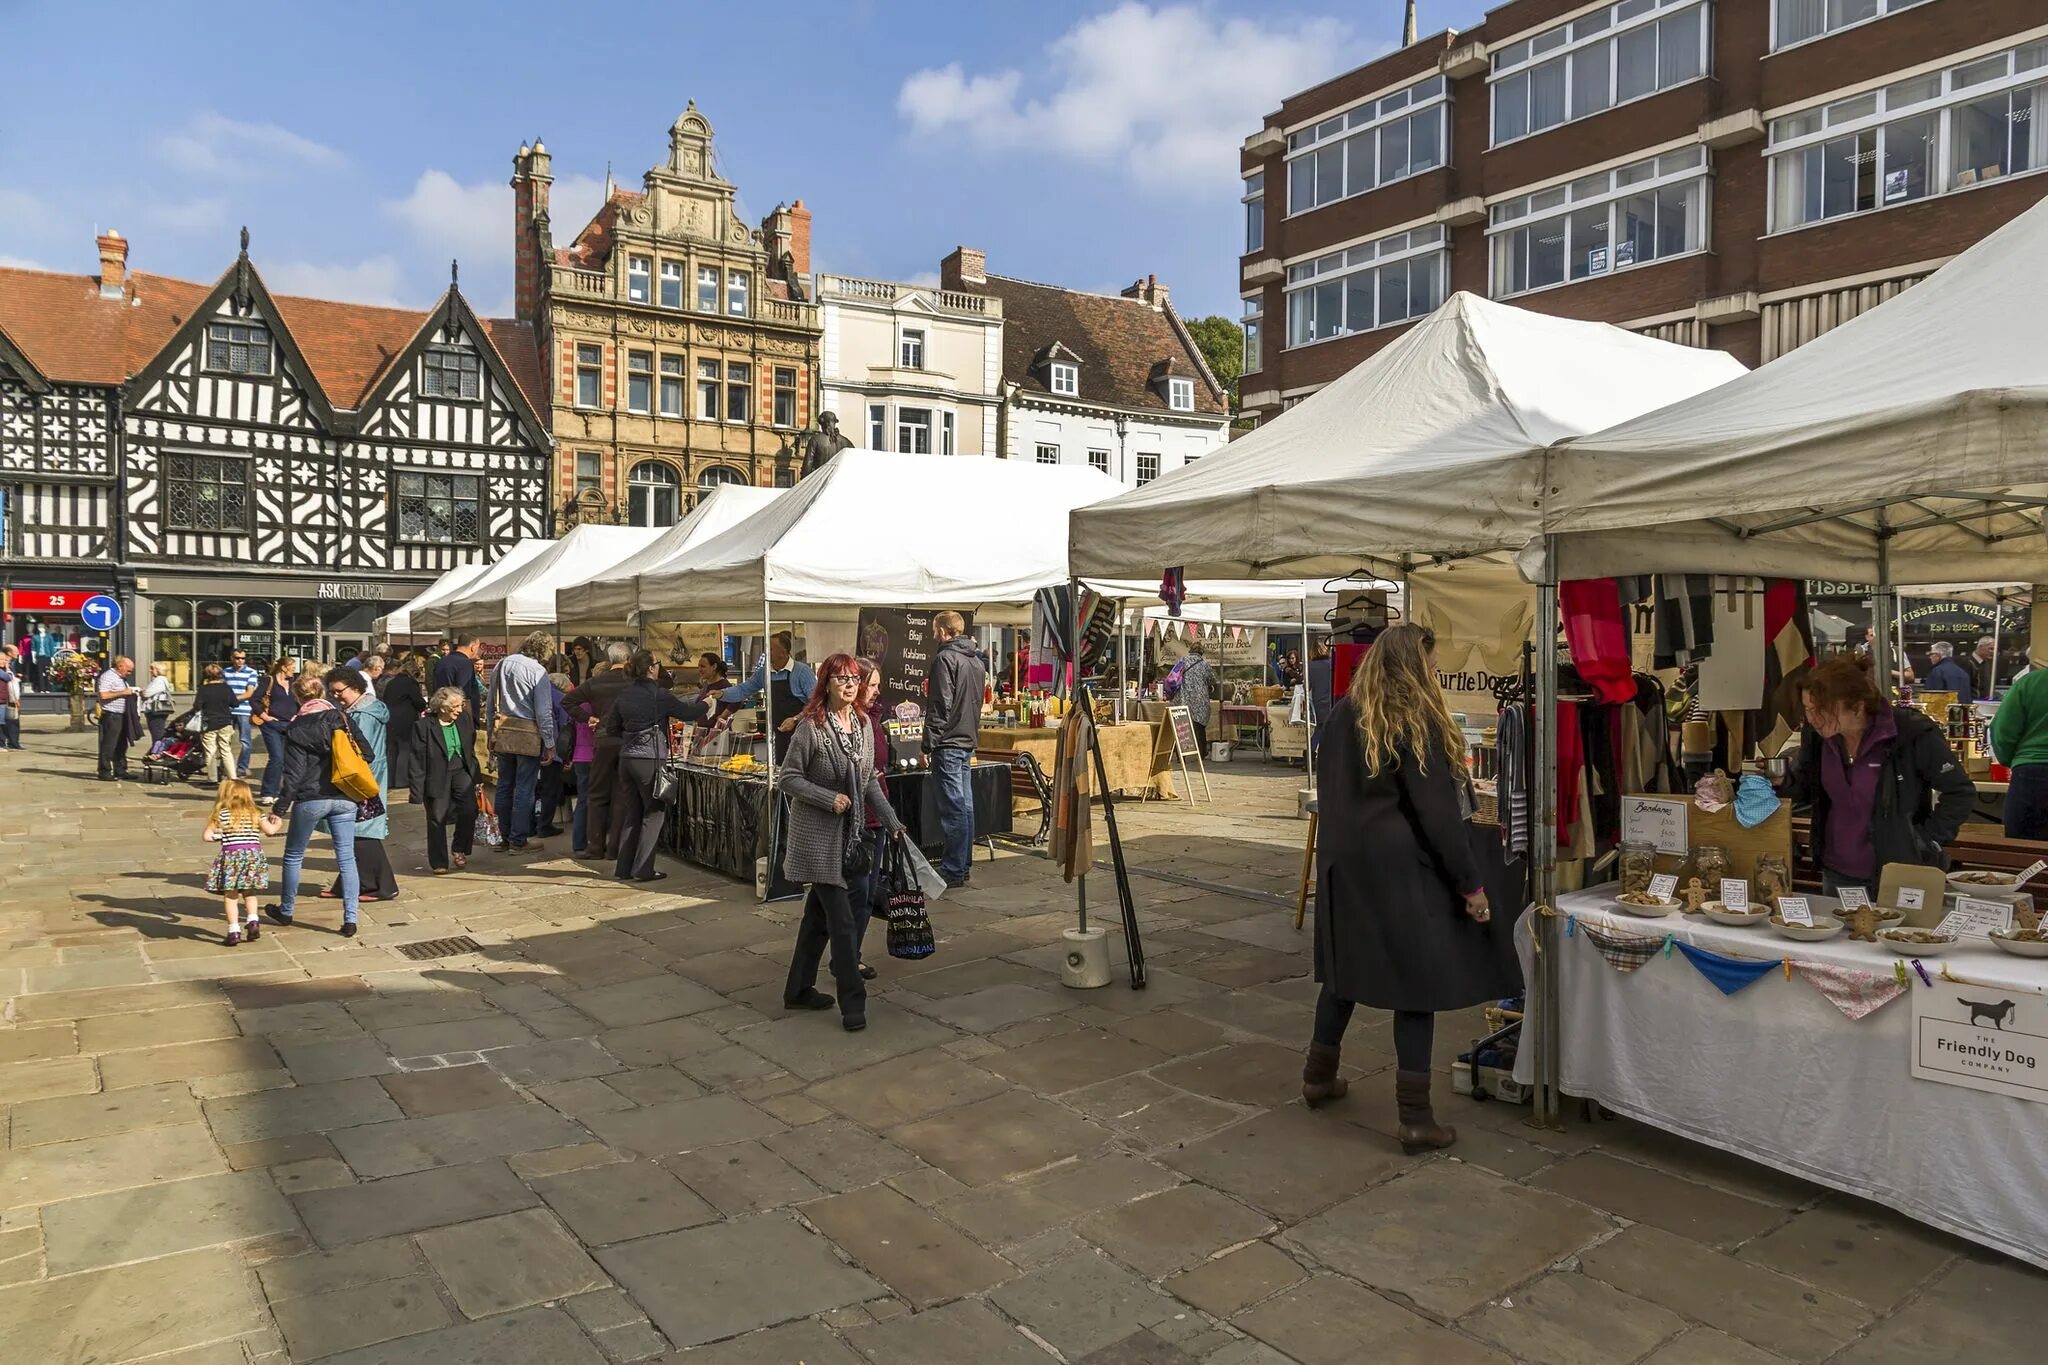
[[1911, 982, 2048, 1104]]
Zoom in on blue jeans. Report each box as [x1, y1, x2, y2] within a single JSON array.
[[931, 746, 973, 881], [259, 724, 288, 798], [0, 703, 18, 749], [495, 753, 542, 846], [280, 798, 359, 923], [572, 760, 591, 850], [235, 715, 253, 776]]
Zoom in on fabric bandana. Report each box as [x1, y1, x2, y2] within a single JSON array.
[[1792, 960, 1908, 1021], [1582, 923, 1665, 973], [1674, 940, 1780, 995]]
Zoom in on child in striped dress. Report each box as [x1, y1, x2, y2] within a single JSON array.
[[205, 779, 282, 945]]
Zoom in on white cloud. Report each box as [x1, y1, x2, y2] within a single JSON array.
[[0, 255, 49, 271], [142, 198, 228, 233], [385, 169, 607, 273], [899, 3, 1360, 190], [264, 256, 406, 307], [0, 188, 56, 235], [157, 113, 342, 178]]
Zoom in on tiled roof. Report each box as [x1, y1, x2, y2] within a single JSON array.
[[962, 274, 1228, 418], [0, 260, 546, 419], [559, 190, 645, 270]]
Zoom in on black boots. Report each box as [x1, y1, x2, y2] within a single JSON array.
[[1395, 1069, 1456, 1154], [1301, 1042, 1349, 1107]]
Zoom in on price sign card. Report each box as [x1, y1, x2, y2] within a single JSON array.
[[1647, 873, 1679, 902], [1777, 895, 1813, 926], [1837, 886, 1870, 911], [1621, 798, 1689, 855], [1720, 878, 1750, 911], [1897, 887, 1926, 911], [1937, 897, 2014, 939], [2019, 859, 2047, 887]]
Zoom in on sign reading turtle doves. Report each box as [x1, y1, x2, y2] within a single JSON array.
[[1911, 982, 2048, 1104]]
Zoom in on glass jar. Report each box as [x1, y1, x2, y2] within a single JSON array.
[[1754, 854, 1791, 906], [1619, 841, 1658, 895], [1690, 843, 1730, 891]]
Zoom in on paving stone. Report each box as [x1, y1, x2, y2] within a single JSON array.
[[0, 1024, 77, 1063], [596, 1212, 882, 1348], [847, 1298, 1057, 1364], [673, 1318, 866, 1364], [0, 1246, 268, 1364], [533, 1159, 718, 1245], [584, 1094, 786, 1157], [1531, 1152, 1790, 1251], [1163, 1240, 1306, 1318], [0, 1055, 97, 1103], [26, 958, 155, 993], [592, 1319, 668, 1362], [937, 1151, 1183, 1247], [0, 1121, 223, 1207], [255, 1234, 425, 1301], [596, 1018, 727, 1067], [274, 1156, 358, 1194], [376, 1062, 524, 1117], [804, 1048, 1012, 1129], [1161, 1104, 1407, 1222], [416, 1206, 609, 1317], [762, 1118, 924, 1193], [754, 1091, 831, 1126], [1077, 1329, 1204, 1364], [277, 1036, 396, 1084], [1234, 1273, 1508, 1365], [535, 1077, 641, 1120], [1062, 1072, 1247, 1149], [1639, 1328, 1794, 1365], [565, 1286, 648, 1333], [987, 1251, 1181, 1358], [889, 1090, 1116, 1186], [224, 975, 372, 1011], [662, 1141, 825, 1217], [318, 1304, 607, 1365], [224, 1132, 339, 1170], [189, 1066, 294, 1099], [270, 1273, 453, 1360], [1462, 1271, 1691, 1365], [1151, 1042, 1307, 1109], [377, 1014, 538, 1059], [203, 1076, 403, 1143], [1580, 1224, 1872, 1363], [667, 947, 790, 995], [1737, 1196, 1964, 1310], [294, 1159, 539, 1247], [676, 1040, 791, 1088], [14, 980, 222, 1023], [43, 1168, 299, 1273], [343, 988, 499, 1034], [1288, 1163, 1610, 1320], [75, 1003, 238, 1052], [510, 1141, 618, 1180], [804, 1183, 1018, 1308], [5, 1078, 198, 1146], [910, 983, 1073, 1033], [1111, 1008, 1230, 1056], [487, 1036, 622, 1085], [566, 975, 725, 1028], [1830, 1255, 2046, 1364], [1076, 1183, 1275, 1278], [330, 1101, 592, 1177], [240, 1000, 371, 1043], [982, 1028, 1171, 1093], [605, 1065, 708, 1105], [729, 1006, 957, 1082]]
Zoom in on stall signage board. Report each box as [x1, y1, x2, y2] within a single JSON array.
[[1911, 985, 2048, 1104], [856, 607, 975, 715], [1621, 798, 1689, 855], [1937, 897, 2014, 939], [1165, 704, 1201, 758]]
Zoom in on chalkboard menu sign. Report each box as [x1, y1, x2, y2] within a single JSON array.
[[1166, 704, 1201, 757], [856, 607, 976, 714]]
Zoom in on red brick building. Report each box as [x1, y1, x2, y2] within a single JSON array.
[[1238, 0, 2048, 421]]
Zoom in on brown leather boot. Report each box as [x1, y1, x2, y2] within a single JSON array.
[[1302, 1042, 1348, 1106], [1394, 1070, 1455, 1153]]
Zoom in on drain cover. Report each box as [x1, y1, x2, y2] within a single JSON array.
[[393, 935, 482, 961]]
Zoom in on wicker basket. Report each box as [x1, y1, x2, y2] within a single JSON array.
[[1471, 779, 1499, 826]]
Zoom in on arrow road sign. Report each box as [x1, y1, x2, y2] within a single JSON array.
[[81, 594, 123, 632]]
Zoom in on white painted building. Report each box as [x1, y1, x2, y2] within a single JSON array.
[[814, 274, 1004, 458]]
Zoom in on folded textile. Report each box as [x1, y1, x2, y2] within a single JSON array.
[[1674, 940, 1780, 995], [1734, 774, 1781, 828], [1792, 960, 1907, 1020], [1694, 769, 1734, 812], [1561, 579, 1637, 705], [1582, 922, 1664, 973]]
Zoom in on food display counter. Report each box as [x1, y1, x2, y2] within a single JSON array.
[[978, 722, 1175, 812]]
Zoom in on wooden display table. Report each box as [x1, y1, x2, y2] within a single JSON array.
[[978, 722, 1176, 812]]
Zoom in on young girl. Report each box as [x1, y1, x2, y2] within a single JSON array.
[[205, 779, 282, 945]]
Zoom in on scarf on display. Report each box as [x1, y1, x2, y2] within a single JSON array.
[[1159, 567, 1187, 617], [1560, 579, 1638, 705], [1581, 922, 1664, 973], [1674, 940, 1780, 995], [1653, 575, 1715, 669], [1752, 578, 1817, 756], [1792, 960, 1909, 1021]]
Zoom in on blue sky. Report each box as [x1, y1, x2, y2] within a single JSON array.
[[0, 0, 1489, 323]]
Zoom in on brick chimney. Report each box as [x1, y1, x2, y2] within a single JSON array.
[[511, 139, 553, 322], [97, 230, 127, 299], [940, 246, 986, 291], [787, 199, 811, 280], [1121, 274, 1170, 310]]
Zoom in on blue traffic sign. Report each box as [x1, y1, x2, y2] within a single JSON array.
[[81, 594, 122, 632]]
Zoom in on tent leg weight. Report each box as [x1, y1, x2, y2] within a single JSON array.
[[1060, 927, 1113, 989]]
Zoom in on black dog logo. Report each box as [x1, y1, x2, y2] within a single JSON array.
[[1960, 998, 2016, 1031]]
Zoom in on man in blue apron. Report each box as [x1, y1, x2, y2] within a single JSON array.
[[712, 631, 815, 762]]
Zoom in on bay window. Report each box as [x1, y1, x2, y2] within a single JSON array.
[[1490, 147, 1708, 297], [1286, 76, 1446, 215], [1767, 40, 2048, 232], [868, 404, 886, 450], [1284, 225, 1445, 347], [1490, 0, 1707, 146], [896, 407, 932, 454]]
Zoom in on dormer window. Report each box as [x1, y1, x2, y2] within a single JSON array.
[[205, 321, 272, 376], [1049, 362, 1079, 397], [421, 347, 482, 401], [1167, 376, 1195, 412]]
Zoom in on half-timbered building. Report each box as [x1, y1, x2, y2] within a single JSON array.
[[0, 230, 550, 688]]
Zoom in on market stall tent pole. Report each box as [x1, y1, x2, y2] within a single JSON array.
[[1301, 595, 1315, 795], [1531, 538, 1563, 1129], [1871, 530, 1895, 703], [762, 573, 774, 797], [1069, 576, 1088, 937]]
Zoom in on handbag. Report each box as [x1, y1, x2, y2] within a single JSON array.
[[492, 715, 543, 757], [473, 784, 500, 846], [899, 836, 948, 902], [651, 763, 678, 803], [181, 710, 204, 736], [329, 721, 380, 801], [884, 836, 936, 960]]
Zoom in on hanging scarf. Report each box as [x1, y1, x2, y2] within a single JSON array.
[[1674, 940, 1779, 995], [1582, 922, 1664, 973], [1792, 960, 1908, 1021]]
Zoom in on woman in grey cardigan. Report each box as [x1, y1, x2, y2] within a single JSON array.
[[780, 651, 904, 1032]]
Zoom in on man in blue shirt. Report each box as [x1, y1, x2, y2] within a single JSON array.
[[1921, 641, 1977, 700], [221, 648, 263, 778], [711, 632, 814, 759]]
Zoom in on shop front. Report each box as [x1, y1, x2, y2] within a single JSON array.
[[137, 574, 429, 689]]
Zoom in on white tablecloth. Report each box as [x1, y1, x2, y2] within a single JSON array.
[[1517, 889, 2048, 1269]]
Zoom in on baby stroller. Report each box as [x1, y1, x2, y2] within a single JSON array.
[[146, 710, 209, 780]]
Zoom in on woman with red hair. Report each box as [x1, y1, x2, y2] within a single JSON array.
[[779, 652, 905, 1032]]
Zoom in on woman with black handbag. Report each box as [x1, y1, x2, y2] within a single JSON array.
[[778, 652, 905, 1033], [600, 649, 706, 883]]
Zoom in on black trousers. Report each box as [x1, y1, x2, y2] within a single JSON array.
[[536, 760, 566, 831], [1313, 986, 1434, 1071], [2006, 763, 2048, 840], [587, 739, 621, 859], [97, 707, 131, 777], [425, 790, 477, 870], [331, 836, 400, 899], [612, 756, 666, 881], [784, 881, 867, 1020]]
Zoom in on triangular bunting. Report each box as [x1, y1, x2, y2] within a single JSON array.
[[1581, 923, 1664, 973], [1673, 940, 1779, 995], [1792, 960, 1908, 1021]]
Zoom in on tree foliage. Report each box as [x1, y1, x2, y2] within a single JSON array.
[[1184, 314, 1243, 413]]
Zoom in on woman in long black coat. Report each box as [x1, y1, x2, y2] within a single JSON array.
[[381, 653, 428, 801], [1305, 623, 1515, 1153]]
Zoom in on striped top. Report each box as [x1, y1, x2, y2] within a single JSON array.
[[215, 810, 264, 847], [222, 665, 261, 716]]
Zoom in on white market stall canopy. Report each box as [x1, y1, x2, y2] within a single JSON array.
[[1540, 194, 2048, 584], [435, 524, 664, 635], [633, 450, 1124, 624], [405, 537, 558, 636], [1069, 292, 1745, 583], [374, 559, 495, 638], [555, 485, 785, 632]]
